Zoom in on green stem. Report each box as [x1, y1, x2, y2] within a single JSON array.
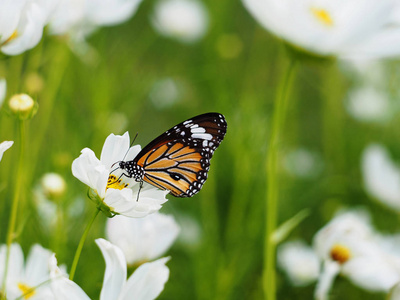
[[2, 120, 26, 297], [263, 58, 298, 300], [69, 208, 100, 281]]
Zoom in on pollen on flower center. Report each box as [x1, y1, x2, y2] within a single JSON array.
[[310, 7, 333, 26], [3, 30, 18, 45], [330, 244, 351, 264], [17, 282, 35, 299], [107, 174, 129, 190]]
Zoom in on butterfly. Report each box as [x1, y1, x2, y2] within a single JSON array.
[[113, 113, 227, 198]]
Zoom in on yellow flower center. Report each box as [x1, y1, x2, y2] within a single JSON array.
[[18, 283, 35, 299], [107, 174, 128, 190], [330, 244, 351, 264], [3, 30, 18, 45], [311, 7, 333, 26]]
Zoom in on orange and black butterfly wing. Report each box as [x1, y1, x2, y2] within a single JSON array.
[[133, 113, 227, 197]]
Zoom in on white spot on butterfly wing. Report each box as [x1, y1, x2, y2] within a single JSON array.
[[191, 127, 206, 133], [192, 133, 213, 140]]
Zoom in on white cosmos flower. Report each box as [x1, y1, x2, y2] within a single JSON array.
[[0, 140, 14, 162], [362, 144, 400, 212], [277, 239, 320, 286], [346, 86, 391, 123], [313, 209, 400, 300], [242, 0, 400, 59], [0, 0, 52, 56], [151, 0, 209, 43], [72, 132, 168, 218], [50, 238, 170, 300], [106, 212, 180, 265], [49, 0, 143, 37], [0, 243, 55, 299]]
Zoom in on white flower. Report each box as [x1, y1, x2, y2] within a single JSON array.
[[41, 172, 67, 198], [313, 209, 400, 300], [283, 148, 323, 179], [362, 144, 400, 211], [0, 78, 6, 108], [50, 238, 170, 300], [149, 78, 181, 110], [0, 0, 50, 56], [0, 243, 54, 299], [346, 86, 391, 123], [72, 132, 168, 218], [242, 0, 400, 59], [49, 0, 143, 37], [106, 212, 180, 265], [277, 240, 320, 286], [0, 140, 13, 162], [151, 0, 209, 43]]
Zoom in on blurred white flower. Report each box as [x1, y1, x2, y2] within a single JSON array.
[[0, 0, 52, 56], [242, 0, 400, 59], [175, 213, 202, 249], [346, 86, 391, 123], [313, 209, 400, 300], [277, 240, 320, 286], [362, 144, 400, 211], [50, 238, 170, 300], [283, 148, 323, 179], [106, 212, 180, 265], [0, 243, 54, 299], [72, 132, 168, 218], [41, 173, 67, 199], [0, 78, 6, 108], [151, 0, 209, 43], [149, 78, 181, 109], [0, 140, 13, 162], [49, 0, 143, 38]]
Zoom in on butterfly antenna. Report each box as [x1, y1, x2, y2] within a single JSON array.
[[121, 132, 139, 162]]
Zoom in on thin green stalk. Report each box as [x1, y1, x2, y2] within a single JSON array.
[[69, 208, 100, 281], [2, 120, 26, 297], [263, 58, 298, 300]]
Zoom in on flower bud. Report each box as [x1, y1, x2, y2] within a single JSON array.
[[41, 173, 66, 199], [9, 93, 37, 120]]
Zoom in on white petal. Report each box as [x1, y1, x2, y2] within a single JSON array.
[[119, 257, 170, 300], [0, 141, 13, 162], [277, 240, 320, 286], [151, 0, 209, 43], [49, 255, 90, 300], [96, 238, 126, 300], [85, 0, 143, 26], [390, 282, 400, 300], [362, 144, 400, 211], [100, 132, 130, 169], [342, 255, 400, 292], [106, 212, 180, 264], [24, 244, 53, 286], [0, 78, 6, 108], [2, 3, 46, 55], [0, 243, 24, 283], [0, 0, 25, 44], [104, 188, 167, 218], [314, 260, 340, 300], [72, 148, 108, 198]]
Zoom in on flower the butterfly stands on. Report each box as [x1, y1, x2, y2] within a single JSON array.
[[72, 132, 169, 218], [72, 112, 227, 218]]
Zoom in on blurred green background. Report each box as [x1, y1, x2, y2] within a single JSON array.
[[1, 0, 400, 299]]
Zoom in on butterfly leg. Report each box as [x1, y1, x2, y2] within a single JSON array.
[[136, 180, 143, 202]]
